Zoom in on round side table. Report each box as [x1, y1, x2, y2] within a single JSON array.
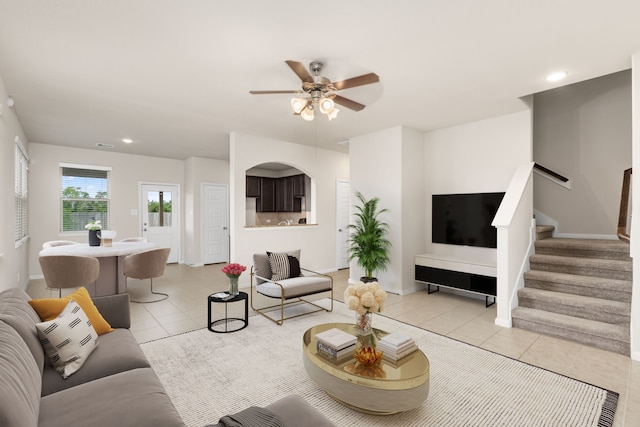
[[207, 291, 249, 333]]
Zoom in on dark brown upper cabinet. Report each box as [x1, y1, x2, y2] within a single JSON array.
[[248, 174, 306, 213], [259, 177, 276, 212], [246, 176, 261, 197], [292, 174, 305, 197]]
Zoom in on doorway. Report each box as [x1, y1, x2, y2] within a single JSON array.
[[201, 183, 229, 264], [336, 180, 350, 269], [140, 183, 180, 263]]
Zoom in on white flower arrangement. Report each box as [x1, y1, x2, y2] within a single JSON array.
[[344, 281, 387, 315], [84, 220, 102, 231]]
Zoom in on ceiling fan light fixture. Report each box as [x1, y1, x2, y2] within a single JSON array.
[[300, 105, 315, 121], [254, 60, 380, 121], [291, 98, 307, 114], [319, 97, 334, 114]]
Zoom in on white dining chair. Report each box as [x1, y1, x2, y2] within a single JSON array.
[[42, 240, 77, 249]]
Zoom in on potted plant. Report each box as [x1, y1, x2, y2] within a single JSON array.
[[85, 220, 102, 247], [347, 192, 391, 282]]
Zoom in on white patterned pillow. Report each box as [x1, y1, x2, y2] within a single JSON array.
[[267, 252, 290, 281], [35, 299, 99, 378], [267, 251, 301, 281]]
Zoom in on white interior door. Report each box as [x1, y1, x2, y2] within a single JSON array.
[[336, 180, 350, 269], [140, 183, 180, 263], [202, 184, 229, 265]]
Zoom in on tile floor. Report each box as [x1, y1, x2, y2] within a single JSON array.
[[27, 263, 640, 426]]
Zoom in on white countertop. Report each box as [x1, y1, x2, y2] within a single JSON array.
[[39, 241, 158, 257]]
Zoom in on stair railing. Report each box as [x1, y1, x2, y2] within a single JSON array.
[[618, 168, 631, 243], [533, 162, 571, 190], [492, 162, 536, 327]]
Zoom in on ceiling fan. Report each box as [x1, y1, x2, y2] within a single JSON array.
[[249, 60, 380, 120]]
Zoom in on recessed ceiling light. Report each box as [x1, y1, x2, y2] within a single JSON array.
[[546, 71, 568, 82], [122, 138, 133, 144]]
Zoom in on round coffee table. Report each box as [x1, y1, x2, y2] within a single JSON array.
[[302, 322, 430, 414]]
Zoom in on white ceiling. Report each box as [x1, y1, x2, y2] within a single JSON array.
[[1, 1, 639, 160]]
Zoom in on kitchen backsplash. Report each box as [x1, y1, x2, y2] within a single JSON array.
[[255, 212, 309, 226]]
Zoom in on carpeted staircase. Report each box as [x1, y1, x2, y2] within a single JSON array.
[[511, 225, 632, 355]]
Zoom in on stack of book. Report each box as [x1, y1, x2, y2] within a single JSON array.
[[315, 328, 357, 363], [377, 332, 418, 361]]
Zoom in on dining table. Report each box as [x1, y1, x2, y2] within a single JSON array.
[[39, 241, 158, 297]]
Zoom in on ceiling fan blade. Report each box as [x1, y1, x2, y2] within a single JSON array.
[[332, 73, 380, 91], [285, 60, 313, 83], [249, 90, 303, 94], [333, 95, 366, 111]]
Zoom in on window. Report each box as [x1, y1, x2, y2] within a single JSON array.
[[147, 191, 173, 227], [60, 164, 111, 232], [14, 137, 28, 245]]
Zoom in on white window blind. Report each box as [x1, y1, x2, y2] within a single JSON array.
[[14, 139, 28, 243], [60, 165, 110, 232]]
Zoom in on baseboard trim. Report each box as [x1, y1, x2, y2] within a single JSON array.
[[495, 318, 512, 328], [554, 233, 619, 240]]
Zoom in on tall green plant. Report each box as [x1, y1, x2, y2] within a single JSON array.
[[348, 192, 391, 280]]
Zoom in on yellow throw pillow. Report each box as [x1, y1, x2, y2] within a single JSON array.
[[29, 287, 113, 335]]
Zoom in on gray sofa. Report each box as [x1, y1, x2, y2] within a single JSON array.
[[0, 288, 336, 427], [0, 287, 184, 427]]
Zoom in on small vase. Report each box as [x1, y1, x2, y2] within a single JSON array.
[[88, 230, 101, 247], [228, 276, 239, 295], [355, 311, 373, 335]]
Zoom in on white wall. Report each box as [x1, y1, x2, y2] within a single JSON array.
[[401, 127, 427, 293], [28, 143, 186, 277], [229, 132, 349, 286], [349, 126, 426, 294], [631, 52, 640, 360], [0, 76, 30, 291], [349, 127, 402, 290], [533, 70, 632, 238], [423, 110, 533, 266]]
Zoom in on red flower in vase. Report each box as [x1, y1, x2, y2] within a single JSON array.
[[221, 263, 246, 278]]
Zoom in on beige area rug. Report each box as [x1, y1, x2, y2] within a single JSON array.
[[140, 300, 618, 427]]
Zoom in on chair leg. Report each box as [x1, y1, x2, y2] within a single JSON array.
[[150, 278, 169, 300], [129, 277, 169, 303], [249, 270, 333, 325]]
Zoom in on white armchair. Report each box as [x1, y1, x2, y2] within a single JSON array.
[[250, 251, 333, 325]]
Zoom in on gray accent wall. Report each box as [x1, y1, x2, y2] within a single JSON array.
[[533, 70, 631, 237]]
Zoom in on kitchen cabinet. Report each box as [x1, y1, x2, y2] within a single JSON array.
[[259, 177, 276, 212], [246, 176, 261, 197], [277, 176, 303, 212], [292, 174, 305, 197], [276, 178, 289, 212], [250, 174, 304, 213]]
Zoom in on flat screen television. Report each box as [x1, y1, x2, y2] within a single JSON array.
[[432, 192, 505, 248]]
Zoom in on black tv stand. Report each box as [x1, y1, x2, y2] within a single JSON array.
[[426, 283, 495, 307], [415, 254, 496, 307]]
